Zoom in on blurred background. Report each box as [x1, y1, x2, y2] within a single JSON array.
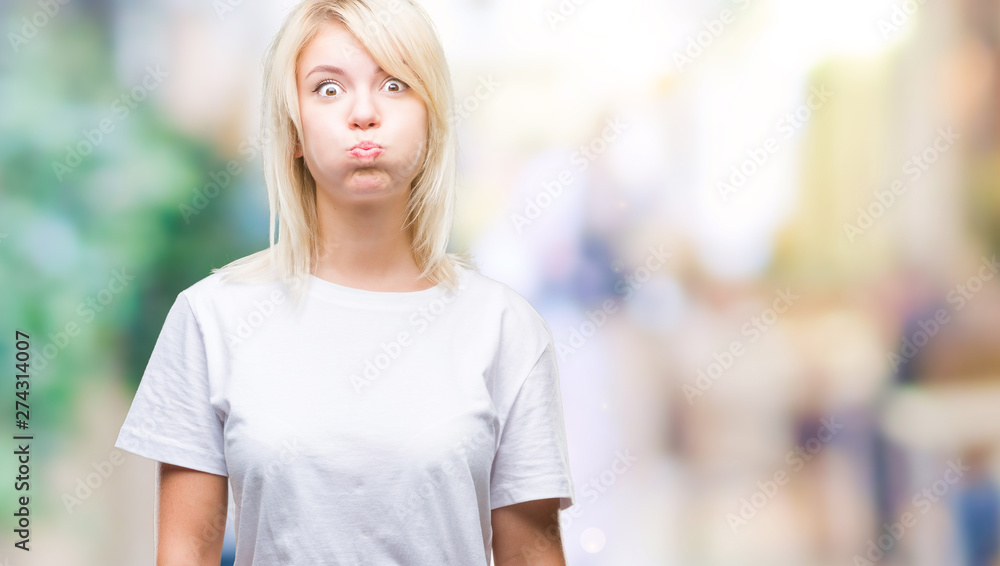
[[2, 0, 1000, 564]]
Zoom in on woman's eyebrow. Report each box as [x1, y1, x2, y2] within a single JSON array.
[[304, 64, 386, 80]]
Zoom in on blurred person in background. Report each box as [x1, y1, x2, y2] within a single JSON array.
[[953, 445, 999, 566]]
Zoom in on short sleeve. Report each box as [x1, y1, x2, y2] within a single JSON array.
[[490, 338, 575, 511], [113, 292, 228, 477]]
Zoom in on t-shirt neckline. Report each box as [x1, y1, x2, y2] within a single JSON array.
[[306, 266, 463, 308]]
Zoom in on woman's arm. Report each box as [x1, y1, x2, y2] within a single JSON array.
[[154, 462, 229, 565], [491, 498, 567, 566]]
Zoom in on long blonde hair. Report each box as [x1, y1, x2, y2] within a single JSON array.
[[213, 0, 477, 302]]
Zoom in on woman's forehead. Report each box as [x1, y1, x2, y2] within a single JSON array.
[[298, 23, 376, 77]]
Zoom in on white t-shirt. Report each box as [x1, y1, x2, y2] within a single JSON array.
[[114, 263, 575, 565]]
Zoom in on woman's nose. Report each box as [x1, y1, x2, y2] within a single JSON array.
[[348, 92, 379, 130]]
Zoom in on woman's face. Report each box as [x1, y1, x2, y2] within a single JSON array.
[[294, 22, 428, 201]]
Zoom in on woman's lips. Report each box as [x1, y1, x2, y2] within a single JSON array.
[[348, 146, 384, 160]]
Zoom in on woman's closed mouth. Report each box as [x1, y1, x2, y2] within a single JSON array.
[[349, 141, 384, 159]]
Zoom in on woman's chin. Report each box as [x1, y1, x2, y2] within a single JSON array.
[[345, 169, 393, 193], [313, 169, 408, 202]]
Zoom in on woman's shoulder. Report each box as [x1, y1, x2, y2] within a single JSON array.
[[175, 267, 291, 322], [460, 268, 552, 339]]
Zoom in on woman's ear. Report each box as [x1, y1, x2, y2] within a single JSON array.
[[294, 141, 303, 159]]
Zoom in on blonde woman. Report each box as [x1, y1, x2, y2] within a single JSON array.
[[113, 1, 576, 564]]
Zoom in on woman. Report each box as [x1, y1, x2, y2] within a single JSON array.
[[113, 1, 576, 564]]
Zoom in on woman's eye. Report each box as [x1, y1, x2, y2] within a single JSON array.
[[313, 80, 342, 97], [383, 79, 407, 92]]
